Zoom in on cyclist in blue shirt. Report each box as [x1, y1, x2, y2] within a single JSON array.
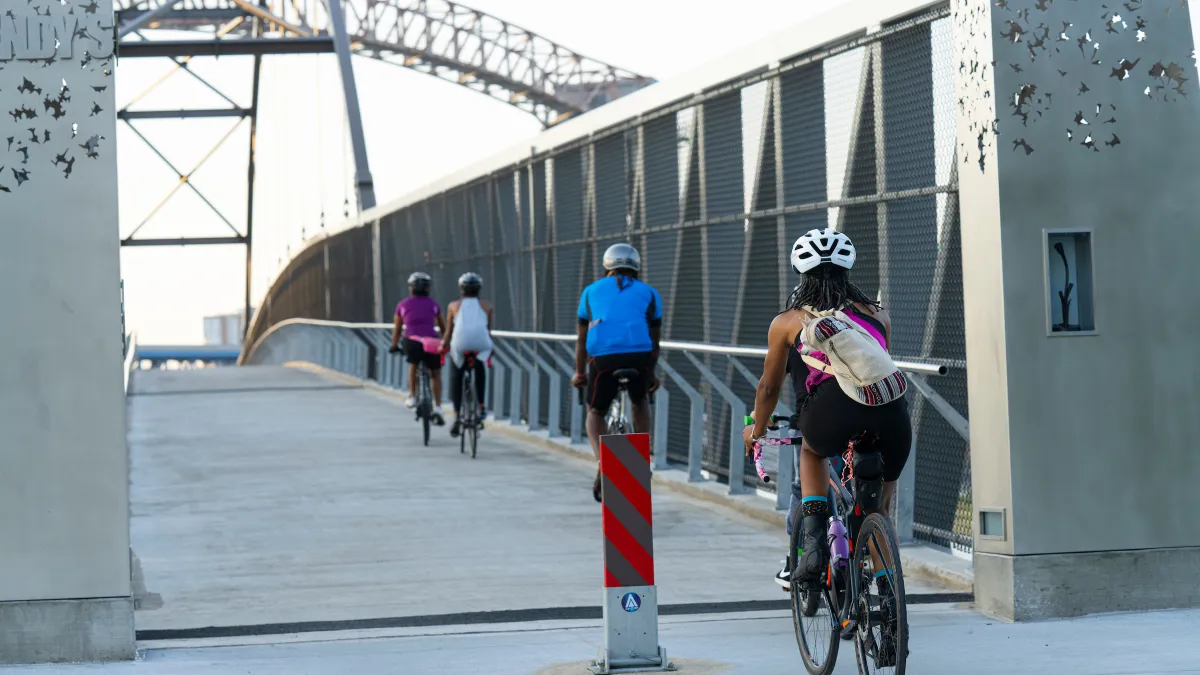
[[572, 243, 663, 502]]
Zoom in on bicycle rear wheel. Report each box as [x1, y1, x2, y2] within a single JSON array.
[[466, 376, 478, 459], [852, 513, 908, 675]]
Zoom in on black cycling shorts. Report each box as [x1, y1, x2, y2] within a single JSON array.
[[795, 377, 912, 482], [586, 352, 654, 413], [402, 338, 442, 371]]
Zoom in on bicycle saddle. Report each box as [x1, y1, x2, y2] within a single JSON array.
[[613, 368, 640, 383]]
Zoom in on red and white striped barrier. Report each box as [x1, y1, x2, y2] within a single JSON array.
[[590, 433, 670, 674]]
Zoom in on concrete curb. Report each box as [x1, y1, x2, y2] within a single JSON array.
[[282, 361, 974, 594]]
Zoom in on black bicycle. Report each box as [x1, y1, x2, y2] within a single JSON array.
[[457, 351, 483, 459], [751, 415, 909, 675], [392, 343, 437, 446]]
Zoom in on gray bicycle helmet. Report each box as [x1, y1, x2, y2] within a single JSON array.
[[458, 272, 483, 294], [602, 243, 641, 273], [408, 271, 432, 294]]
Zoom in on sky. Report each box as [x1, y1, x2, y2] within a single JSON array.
[[117, 1, 1200, 345], [116, 0, 851, 344]]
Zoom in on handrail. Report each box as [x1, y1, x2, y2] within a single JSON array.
[[123, 333, 138, 393], [244, 321, 950, 376]]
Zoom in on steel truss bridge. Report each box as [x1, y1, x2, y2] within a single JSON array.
[[114, 0, 653, 325]]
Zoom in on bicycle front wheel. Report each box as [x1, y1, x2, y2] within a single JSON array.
[[791, 516, 840, 675], [852, 513, 908, 675]]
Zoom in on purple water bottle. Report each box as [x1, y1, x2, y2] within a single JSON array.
[[828, 517, 850, 569]]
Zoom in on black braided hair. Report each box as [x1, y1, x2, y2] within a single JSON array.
[[786, 263, 880, 313]]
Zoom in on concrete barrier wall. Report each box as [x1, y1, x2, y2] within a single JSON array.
[[0, 0, 133, 662], [954, 0, 1200, 619]]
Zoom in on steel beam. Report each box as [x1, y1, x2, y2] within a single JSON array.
[[121, 237, 247, 247], [118, 37, 334, 58], [118, 108, 250, 120], [115, 8, 246, 25], [244, 17, 265, 340], [118, 0, 187, 38], [326, 0, 377, 211]]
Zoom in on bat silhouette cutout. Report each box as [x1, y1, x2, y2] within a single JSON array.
[[12, 168, 30, 186], [27, 128, 39, 144], [43, 130, 50, 143], [18, 78, 42, 95], [5, 137, 12, 151], [16, 145, 29, 164], [91, 85, 107, 92], [89, 102, 102, 117], [1105, 134, 1121, 147], [1111, 58, 1140, 80], [1013, 138, 1034, 154], [80, 135, 102, 159], [53, 151, 75, 178], [43, 96, 65, 119], [82, 0, 98, 13], [9, 106, 37, 122]]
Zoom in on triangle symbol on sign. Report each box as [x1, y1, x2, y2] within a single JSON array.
[[624, 595, 639, 611]]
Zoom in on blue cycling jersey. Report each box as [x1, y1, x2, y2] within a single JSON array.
[[577, 276, 663, 357]]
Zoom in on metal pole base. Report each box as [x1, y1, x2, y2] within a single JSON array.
[[588, 647, 674, 674]]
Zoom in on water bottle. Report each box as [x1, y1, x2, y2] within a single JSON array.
[[828, 517, 850, 569]]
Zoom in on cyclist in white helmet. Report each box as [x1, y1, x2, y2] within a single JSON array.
[[441, 272, 494, 437], [744, 228, 911, 601], [572, 243, 663, 502]]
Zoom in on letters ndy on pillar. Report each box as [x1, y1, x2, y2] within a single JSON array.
[[590, 433, 671, 674]]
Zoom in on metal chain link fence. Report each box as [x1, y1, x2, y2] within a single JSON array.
[[246, 4, 972, 552]]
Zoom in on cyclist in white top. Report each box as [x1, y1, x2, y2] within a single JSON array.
[[441, 272, 494, 438]]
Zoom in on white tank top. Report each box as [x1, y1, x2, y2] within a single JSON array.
[[449, 298, 493, 355]]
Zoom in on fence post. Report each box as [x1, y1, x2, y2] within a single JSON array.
[[653, 388, 669, 470], [656, 359, 704, 482], [683, 352, 748, 495], [554, 343, 584, 444]]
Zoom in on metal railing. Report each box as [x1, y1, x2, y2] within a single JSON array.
[[243, 319, 963, 539], [124, 333, 138, 394]]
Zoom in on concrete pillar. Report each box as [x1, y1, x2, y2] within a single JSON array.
[[953, 0, 1200, 620], [0, 1, 133, 662]]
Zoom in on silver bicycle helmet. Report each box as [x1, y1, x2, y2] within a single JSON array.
[[602, 243, 641, 273], [408, 271, 432, 293]]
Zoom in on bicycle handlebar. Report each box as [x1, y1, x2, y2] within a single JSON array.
[[744, 414, 799, 483]]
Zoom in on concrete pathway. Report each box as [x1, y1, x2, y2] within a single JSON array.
[[1, 365, 1186, 673], [126, 366, 950, 634], [5, 606, 1200, 673]]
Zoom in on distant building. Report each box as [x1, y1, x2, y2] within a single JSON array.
[[203, 310, 253, 346]]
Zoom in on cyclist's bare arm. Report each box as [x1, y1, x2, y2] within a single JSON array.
[[747, 312, 802, 445], [481, 299, 494, 332], [441, 300, 458, 350], [390, 314, 403, 349], [574, 322, 588, 387], [647, 322, 662, 391], [435, 312, 447, 338]]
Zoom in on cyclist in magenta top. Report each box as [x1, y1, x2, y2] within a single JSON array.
[[389, 271, 446, 426]]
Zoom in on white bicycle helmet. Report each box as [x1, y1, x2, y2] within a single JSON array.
[[790, 228, 856, 275]]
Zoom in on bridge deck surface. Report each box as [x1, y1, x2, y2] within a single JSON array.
[[7, 365, 1196, 672], [126, 365, 950, 632]]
